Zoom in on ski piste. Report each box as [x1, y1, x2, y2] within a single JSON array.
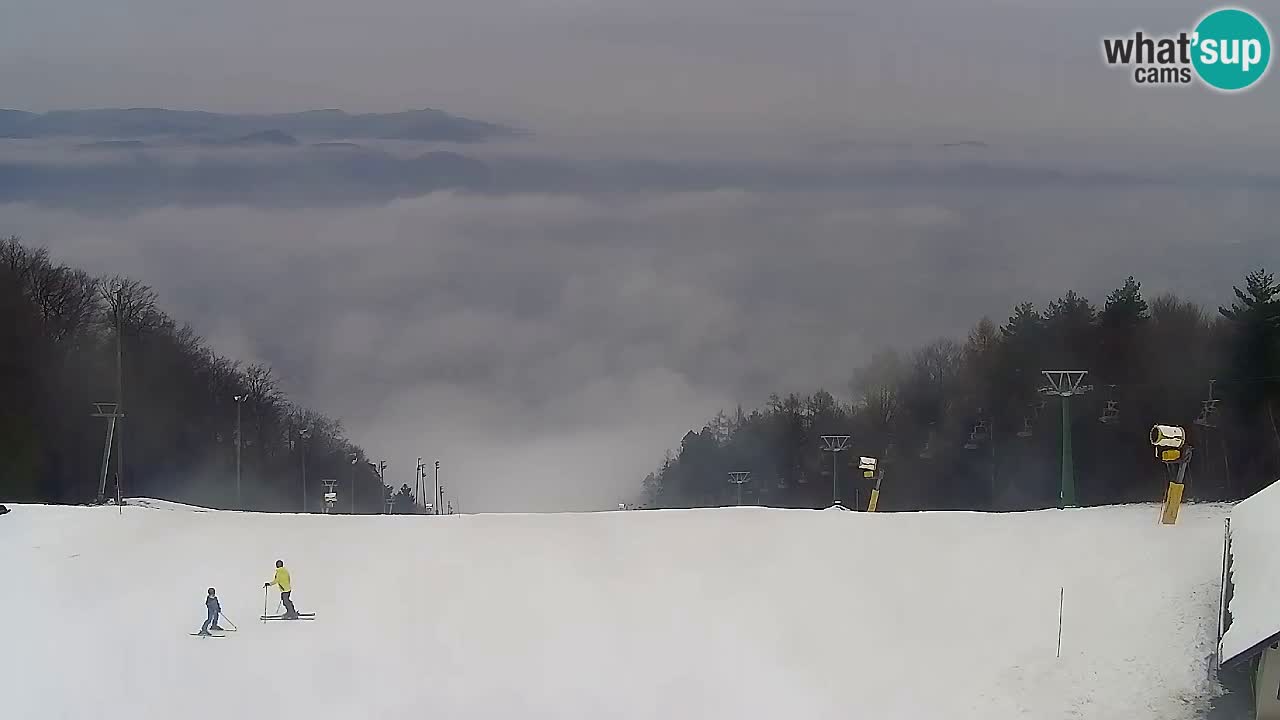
[[260, 613, 315, 621]]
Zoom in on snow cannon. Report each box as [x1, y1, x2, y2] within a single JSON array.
[[1150, 424, 1186, 463], [1150, 424, 1192, 525], [858, 456, 878, 478], [859, 456, 884, 512]]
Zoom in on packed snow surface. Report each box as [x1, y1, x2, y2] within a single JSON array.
[[0, 501, 1230, 719]]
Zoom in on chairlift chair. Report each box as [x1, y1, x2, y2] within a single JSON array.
[[1016, 417, 1033, 438], [1194, 399, 1220, 428], [1195, 380, 1219, 428], [1099, 400, 1121, 425], [919, 430, 936, 459], [972, 419, 990, 442]]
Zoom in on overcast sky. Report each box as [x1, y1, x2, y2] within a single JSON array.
[[3, 0, 1280, 511], [4, 0, 1279, 139]]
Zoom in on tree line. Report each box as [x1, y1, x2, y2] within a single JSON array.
[[639, 272, 1280, 512], [1, 235, 405, 512]]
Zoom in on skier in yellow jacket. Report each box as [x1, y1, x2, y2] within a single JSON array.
[[264, 559, 299, 619]]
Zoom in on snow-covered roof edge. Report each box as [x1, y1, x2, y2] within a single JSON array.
[[1220, 479, 1280, 666]]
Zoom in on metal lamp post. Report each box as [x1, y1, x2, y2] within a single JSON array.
[[349, 453, 358, 513], [299, 428, 310, 512], [109, 284, 126, 510], [415, 457, 425, 513], [233, 394, 247, 509], [369, 460, 387, 508]]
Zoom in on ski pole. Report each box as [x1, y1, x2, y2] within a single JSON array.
[[220, 613, 238, 631], [263, 586, 268, 623]]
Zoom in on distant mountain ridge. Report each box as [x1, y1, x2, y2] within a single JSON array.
[[0, 107, 520, 143]]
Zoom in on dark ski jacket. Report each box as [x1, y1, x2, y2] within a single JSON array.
[[206, 595, 220, 616]]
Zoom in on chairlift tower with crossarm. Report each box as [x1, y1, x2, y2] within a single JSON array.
[[727, 471, 751, 506], [91, 402, 125, 505], [1040, 371, 1093, 508], [820, 435, 852, 510]]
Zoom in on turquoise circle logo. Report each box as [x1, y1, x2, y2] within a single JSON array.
[[1192, 8, 1271, 91]]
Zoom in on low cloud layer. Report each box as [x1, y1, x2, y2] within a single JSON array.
[[5, 135, 1280, 510]]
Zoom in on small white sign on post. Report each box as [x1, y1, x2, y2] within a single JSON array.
[[321, 479, 339, 513]]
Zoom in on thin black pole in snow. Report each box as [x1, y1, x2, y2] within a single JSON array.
[[1057, 586, 1064, 658], [1217, 518, 1231, 661]]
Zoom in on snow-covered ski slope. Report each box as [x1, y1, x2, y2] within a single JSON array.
[[1, 501, 1230, 720]]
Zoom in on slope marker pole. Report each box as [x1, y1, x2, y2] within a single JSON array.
[[1056, 586, 1064, 658]]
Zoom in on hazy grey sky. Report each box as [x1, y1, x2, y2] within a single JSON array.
[[3, 0, 1278, 139], [3, 0, 1280, 511]]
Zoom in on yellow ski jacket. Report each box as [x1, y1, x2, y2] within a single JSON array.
[[268, 566, 291, 592]]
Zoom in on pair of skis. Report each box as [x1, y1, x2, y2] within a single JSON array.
[[190, 628, 236, 638], [191, 613, 316, 636], [261, 612, 316, 621]]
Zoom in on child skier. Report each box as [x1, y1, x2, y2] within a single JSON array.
[[199, 588, 224, 636]]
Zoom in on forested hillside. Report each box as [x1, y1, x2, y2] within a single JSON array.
[[641, 274, 1280, 512], [1, 235, 394, 511]]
